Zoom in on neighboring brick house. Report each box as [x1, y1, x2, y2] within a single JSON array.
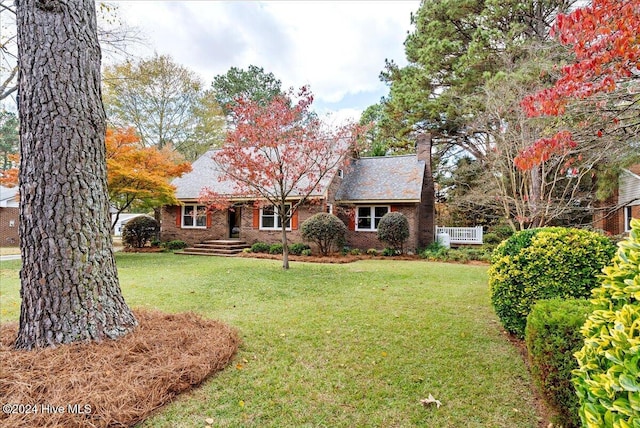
[[0, 186, 19, 247], [593, 165, 640, 235], [160, 135, 435, 252]]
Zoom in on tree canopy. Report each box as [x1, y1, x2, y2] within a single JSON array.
[[102, 53, 225, 161], [517, 0, 640, 170], [211, 65, 284, 116], [106, 127, 192, 228]]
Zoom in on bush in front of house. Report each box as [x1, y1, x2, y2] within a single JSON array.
[[122, 216, 158, 248], [377, 212, 409, 253], [488, 227, 615, 338], [269, 243, 283, 255], [301, 213, 347, 256], [381, 247, 399, 257], [161, 240, 188, 251], [573, 218, 640, 427], [289, 243, 311, 256], [420, 241, 449, 261], [250, 242, 270, 253], [525, 298, 591, 428]]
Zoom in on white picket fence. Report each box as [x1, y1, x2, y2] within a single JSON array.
[[436, 226, 483, 245]]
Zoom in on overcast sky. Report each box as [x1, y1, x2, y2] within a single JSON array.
[[113, 1, 420, 123]]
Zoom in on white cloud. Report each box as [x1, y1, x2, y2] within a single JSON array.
[[114, 0, 419, 117]]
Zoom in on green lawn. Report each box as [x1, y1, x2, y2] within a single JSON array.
[[0, 254, 541, 427]]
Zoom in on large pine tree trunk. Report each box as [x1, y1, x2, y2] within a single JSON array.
[[15, 0, 137, 350]]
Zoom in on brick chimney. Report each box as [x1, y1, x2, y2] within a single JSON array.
[[417, 133, 434, 247]]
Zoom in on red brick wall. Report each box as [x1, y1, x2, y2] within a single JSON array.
[[161, 202, 328, 246], [160, 205, 227, 245], [0, 207, 20, 247], [337, 204, 420, 252], [161, 200, 422, 252]]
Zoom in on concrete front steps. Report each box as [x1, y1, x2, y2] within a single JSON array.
[[177, 240, 250, 257]]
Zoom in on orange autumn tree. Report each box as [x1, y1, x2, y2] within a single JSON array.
[[106, 127, 191, 229], [0, 153, 19, 187], [517, 0, 640, 169], [200, 86, 363, 270]]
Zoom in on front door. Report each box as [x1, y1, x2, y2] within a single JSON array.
[[228, 207, 241, 238]]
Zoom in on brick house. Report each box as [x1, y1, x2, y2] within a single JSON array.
[[160, 135, 435, 252], [0, 186, 19, 247], [592, 165, 640, 235]]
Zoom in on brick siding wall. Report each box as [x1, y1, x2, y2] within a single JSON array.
[[0, 207, 20, 247]]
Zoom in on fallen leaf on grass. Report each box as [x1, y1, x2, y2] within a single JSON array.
[[420, 394, 442, 408]]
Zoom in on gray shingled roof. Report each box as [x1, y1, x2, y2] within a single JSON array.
[[172, 150, 235, 200], [335, 155, 425, 202], [172, 149, 337, 200]]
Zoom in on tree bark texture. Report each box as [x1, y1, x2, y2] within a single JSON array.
[[15, 0, 137, 350]]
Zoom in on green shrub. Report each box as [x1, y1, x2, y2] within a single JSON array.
[[301, 213, 347, 256], [366, 248, 379, 256], [162, 240, 188, 251], [573, 218, 640, 427], [250, 242, 270, 253], [489, 222, 515, 240], [122, 216, 158, 248], [301, 249, 312, 256], [421, 241, 449, 261], [525, 299, 592, 428], [269, 243, 283, 255], [377, 212, 409, 252], [488, 227, 615, 338], [349, 248, 362, 256], [382, 247, 399, 257], [289, 243, 311, 256], [483, 232, 502, 245], [447, 249, 470, 263]]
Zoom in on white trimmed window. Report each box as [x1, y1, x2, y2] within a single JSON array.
[[356, 206, 389, 231], [326, 203, 333, 214], [260, 204, 291, 230], [182, 204, 207, 228], [625, 206, 633, 232]]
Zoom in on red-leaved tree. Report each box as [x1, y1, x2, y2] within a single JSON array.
[[200, 86, 362, 269], [517, 0, 640, 170]]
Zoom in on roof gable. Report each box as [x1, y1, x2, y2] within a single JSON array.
[[335, 155, 425, 202], [620, 168, 640, 206]]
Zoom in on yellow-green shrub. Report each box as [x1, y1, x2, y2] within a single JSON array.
[[489, 227, 615, 338], [573, 218, 640, 427]]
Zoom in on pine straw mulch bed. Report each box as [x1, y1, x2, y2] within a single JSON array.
[[0, 310, 240, 428]]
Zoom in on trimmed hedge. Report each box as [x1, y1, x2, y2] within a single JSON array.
[[289, 243, 311, 256], [162, 240, 188, 251], [122, 216, 158, 248], [488, 227, 615, 338], [377, 212, 409, 252], [301, 213, 346, 256], [250, 242, 270, 253], [525, 298, 591, 428], [573, 218, 640, 427]]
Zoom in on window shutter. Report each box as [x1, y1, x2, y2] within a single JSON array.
[[252, 207, 260, 229], [175, 206, 182, 228], [291, 209, 299, 230], [348, 215, 356, 231], [206, 210, 212, 228], [390, 205, 398, 212]]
